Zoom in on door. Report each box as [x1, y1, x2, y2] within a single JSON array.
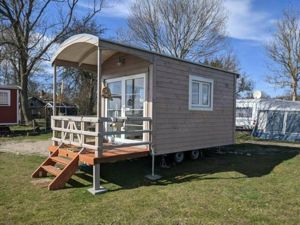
[[106, 74, 145, 143]]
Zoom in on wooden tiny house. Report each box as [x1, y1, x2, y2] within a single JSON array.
[[32, 34, 238, 194], [0, 85, 20, 126]]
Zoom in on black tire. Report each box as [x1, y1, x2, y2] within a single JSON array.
[[173, 152, 185, 164], [189, 150, 200, 160]]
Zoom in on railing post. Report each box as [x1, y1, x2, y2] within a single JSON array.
[[95, 120, 103, 158], [81, 120, 86, 146], [52, 65, 57, 146], [69, 121, 74, 144], [61, 119, 64, 141]]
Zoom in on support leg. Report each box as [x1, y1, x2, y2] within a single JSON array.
[[88, 163, 107, 195], [145, 151, 162, 181]]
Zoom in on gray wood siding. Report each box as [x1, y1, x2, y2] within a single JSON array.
[[102, 52, 150, 79], [101, 52, 153, 120], [153, 55, 236, 155]]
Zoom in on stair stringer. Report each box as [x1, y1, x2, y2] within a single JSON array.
[[31, 147, 60, 178]]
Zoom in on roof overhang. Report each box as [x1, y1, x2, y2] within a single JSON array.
[[0, 85, 21, 90], [51, 33, 154, 72], [52, 34, 116, 71], [52, 33, 238, 77]]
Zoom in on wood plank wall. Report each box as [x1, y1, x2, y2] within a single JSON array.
[[153, 55, 236, 155], [102, 52, 150, 79]]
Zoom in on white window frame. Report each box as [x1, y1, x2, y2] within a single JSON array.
[[189, 75, 214, 111], [0, 90, 11, 106]]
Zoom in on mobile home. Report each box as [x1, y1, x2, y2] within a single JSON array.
[[236, 98, 300, 141], [236, 99, 260, 130], [32, 34, 238, 194]]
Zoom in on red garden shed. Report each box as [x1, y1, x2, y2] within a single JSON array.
[[0, 85, 20, 126]]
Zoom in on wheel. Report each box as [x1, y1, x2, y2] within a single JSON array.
[[189, 150, 200, 160], [173, 152, 185, 164]]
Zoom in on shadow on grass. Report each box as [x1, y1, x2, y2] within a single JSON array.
[[68, 143, 300, 191]]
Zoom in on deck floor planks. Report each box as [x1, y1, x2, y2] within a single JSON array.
[[48, 144, 149, 165]]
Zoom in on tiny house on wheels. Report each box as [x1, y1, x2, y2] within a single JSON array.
[[0, 85, 20, 133], [32, 34, 238, 194]]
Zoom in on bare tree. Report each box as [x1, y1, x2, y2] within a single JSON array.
[[204, 53, 254, 97], [266, 9, 300, 101], [236, 75, 254, 98], [126, 0, 226, 61], [60, 20, 105, 115], [0, 0, 104, 124], [204, 52, 239, 73]]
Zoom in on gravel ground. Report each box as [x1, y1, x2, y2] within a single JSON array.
[[0, 140, 51, 156], [1, 138, 300, 157]]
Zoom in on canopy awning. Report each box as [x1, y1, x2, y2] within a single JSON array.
[[51, 34, 117, 71]]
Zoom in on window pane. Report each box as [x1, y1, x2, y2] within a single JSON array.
[[0, 91, 9, 105], [202, 83, 210, 106], [125, 77, 144, 140], [125, 78, 144, 112], [286, 112, 300, 133], [266, 111, 284, 132], [107, 81, 122, 117], [236, 107, 252, 118], [192, 82, 199, 104]]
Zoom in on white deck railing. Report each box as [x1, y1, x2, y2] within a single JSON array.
[[51, 116, 152, 153]]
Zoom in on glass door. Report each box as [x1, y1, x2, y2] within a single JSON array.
[[106, 80, 122, 140], [105, 74, 145, 143], [124, 77, 145, 141]]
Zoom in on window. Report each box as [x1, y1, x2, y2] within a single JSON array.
[[285, 112, 300, 133], [266, 111, 284, 133], [0, 90, 10, 106], [236, 107, 252, 118], [189, 75, 213, 110]]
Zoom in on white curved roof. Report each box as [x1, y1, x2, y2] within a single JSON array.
[[52, 34, 116, 68]]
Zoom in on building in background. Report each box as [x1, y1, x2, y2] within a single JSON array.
[[0, 85, 20, 126], [236, 95, 300, 141]]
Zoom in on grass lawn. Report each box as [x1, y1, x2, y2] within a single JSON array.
[[0, 132, 51, 142], [0, 141, 300, 224]]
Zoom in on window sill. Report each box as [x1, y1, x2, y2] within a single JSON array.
[[189, 106, 213, 111]]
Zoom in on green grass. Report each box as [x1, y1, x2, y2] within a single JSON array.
[[9, 125, 33, 131], [0, 142, 300, 225], [235, 131, 300, 145], [0, 132, 51, 142], [235, 131, 260, 143]]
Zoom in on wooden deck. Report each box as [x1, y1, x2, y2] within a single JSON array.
[[48, 144, 150, 165]]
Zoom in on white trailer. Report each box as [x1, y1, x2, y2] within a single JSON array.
[[236, 98, 300, 141]]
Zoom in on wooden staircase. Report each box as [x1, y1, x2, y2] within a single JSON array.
[[32, 145, 84, 190]]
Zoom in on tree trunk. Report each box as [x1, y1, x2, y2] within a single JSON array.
[[87, 77, 95, 115], [291, 80, 298, 101], [20, 72, 32, 124]]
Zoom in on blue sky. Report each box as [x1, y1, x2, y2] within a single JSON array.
[[52, 0, 300, 96], [70, 0, 300, 97]]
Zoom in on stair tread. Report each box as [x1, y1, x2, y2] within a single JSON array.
[[51, 156, 71, 165], [32, 146, 81, 190], [42, 165, 61, 176]]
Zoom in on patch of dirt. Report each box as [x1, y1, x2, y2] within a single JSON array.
[[244, 140, 300, 148], [31, 178, 52, 187], [0, 140, 51, 156]]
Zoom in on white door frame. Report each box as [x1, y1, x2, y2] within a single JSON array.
[[105, 73, 147, 143]]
